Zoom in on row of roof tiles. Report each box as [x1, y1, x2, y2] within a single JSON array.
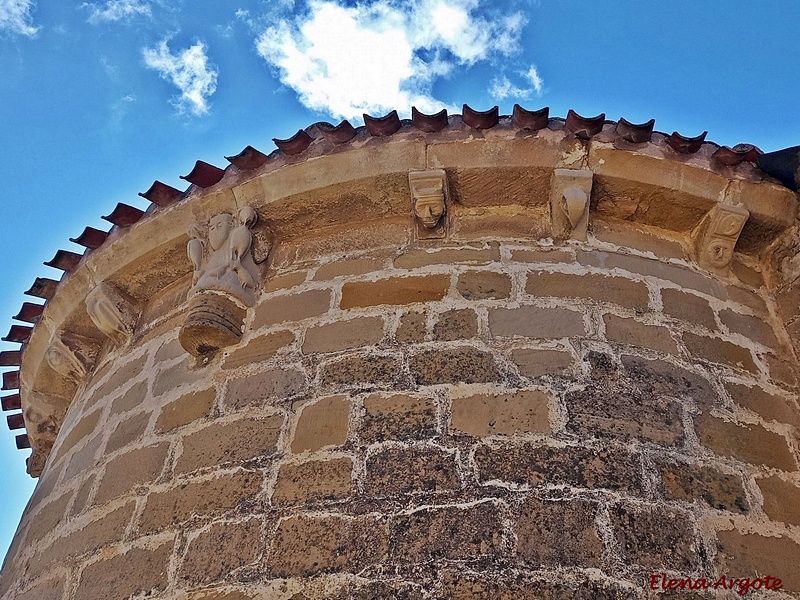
[[0, 103, 775, 454]]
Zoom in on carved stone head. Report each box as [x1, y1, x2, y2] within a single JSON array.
[[409, 170, 447, 233], [208, 213, 234, 251]]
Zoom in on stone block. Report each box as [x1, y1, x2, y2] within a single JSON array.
[[390, 502, 503, 562], [252, 289, 331, 329], [476, 441, 644, 493], [365, 446, 459, 495], [658, 460, 748, 513], [435, 571, 636, 600], [70, 474, 95, 517], [75, 540, 173, 599], [719, 309, 779, 348], [517, 497, 602, 567], [432, 308, 478, 341], [303, 316, 384, 353], [272, 457, 352, 505], [511, 248, 573, 264], [450, 390, 551, 437], [409, 347, 501, 385], [621, 354, 715, 409], [660, 288, 717, 330], [313, 257, 383, 280], [717, 529, 800, 591], [267, 515, 387, 577], [340, 275, 449, 310], [765, 354, 799, 388], [320, 353, 404, 390], [225, 367, 307, 410], [105, 411, 150, 453], [393, 246, 499, 269], [610, 503, 699, 571], [51, 408, 102, 464], [489, 305, 586, 339], [63, 434, 104, 480], [725, 382, 800, 427], [603, 314, 679, 354], [153, 357, 205, 397], [109, 380, 148, 414], [155, 337, 184, 362], [138, 471, 263, 534], [591, 218, 686, 259], [95, 442, 170, 504], [176, 414, 284, 474], [15, 576, 65, 600], [757, 476, 800, 526], [729, 285, 769, 314], [264, 270, 307, 292], [25, 491, 73, 546], [179, 519, 261, 585], [695, 413, 797, 471], [526, 271, 650, 311], [291, 395, 349, 452], [682, 333, 758, 373], [510, 348, 573, 377], [395, 311, 426, 343], [456, 271, 511, 300], [155, 387, 217, 433], [222, 330, 295, 370], [360, 393, 437, 443], [85, 354, 147, 408]]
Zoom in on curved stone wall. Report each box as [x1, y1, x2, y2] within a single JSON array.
[[2, 217, 799, 599]]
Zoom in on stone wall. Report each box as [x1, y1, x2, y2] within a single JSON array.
[[2, 218, 799, 599]]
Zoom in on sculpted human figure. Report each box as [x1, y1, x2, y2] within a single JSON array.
[[409, 170, 448, 234]]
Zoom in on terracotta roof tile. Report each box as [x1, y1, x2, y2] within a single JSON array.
[[69, 226, 109, 250], [15, 434, 30, 450], [666, 130, 707, 154], [273, 130, 314, 155], [713, 144, 761, 166], [2, 371, 20, 391], [1, 394, 21, 411], [512, 104, 549, 131], [317, 120, 357, 144], [180, 160, 225, 188], [139, 180, 184, 206], [7, 413, 24, 430], [615, 117, 655, 143], [226, 146, 269, 171], [3, 325, 32, 344], [0, 351, 21, 366], [411, 107, 448, 132], [12, 303, 43, 324], [462, 104, 499, 129], [565, 109, 606, 139], [24, 277, 58, 300], [44, 249, 83, 273], [102, 203, 145, 227], [364, 110, 401, 136]]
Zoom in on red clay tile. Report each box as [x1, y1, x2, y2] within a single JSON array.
[[25, 277, 59, 300], [565, 109, 605, 139], [512, 104, 549, 130], [7, 413, 24, 430], [462, 104, 499, 129], [15, 434, 30, 450], [1, 394, 21, 411], [226, 146, 269, 170], [102, 203, 145, 227], [273, 129, 314, 155], [411, 107, 448, 132], [44, 249, 83, 272], [2, 371, 20, 390], [3, 326, 32, 344], [12, 303, 43, 324], [181, 160, 225, 188], [317, 120, 357, 144], [0, 352, 21, 366], [666, 130, 707, 154], [615, 117, 655, 143], [69, 226, 109, 250], [139, 180, 184, 206], [364, 110, 401, 136]]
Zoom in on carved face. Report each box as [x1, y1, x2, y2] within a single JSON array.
[[705, 239, 734, 268], [414, 195, 446, 229], [208, 214, 234, 251]]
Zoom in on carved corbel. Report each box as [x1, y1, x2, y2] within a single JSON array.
[[179, 206, 263, 356], [694, 204, 750, 274], [45, 332, 88, 383], [409, 169, 448, 240], [22, 392, 68, 477], [86, 282, 138, 345], [550, 168, 593, 241]]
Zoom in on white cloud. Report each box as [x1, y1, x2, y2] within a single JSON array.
[[489, 64, 545, 100], [0, 0, 39, 37], [525, 65, 544, 96], [143, 39, 218, 116], [255, 0, 527, 121], [83, 0, 151, 24]]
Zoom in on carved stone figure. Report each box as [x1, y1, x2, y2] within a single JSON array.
[[550, 168, 593, 241], [695, 204, 749, 273], [409, 170, 448, 239], [85, 282, 138, 345], [45, 333, 87, 383], [180, 207, 263, 356]]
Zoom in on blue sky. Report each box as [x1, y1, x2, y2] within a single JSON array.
[[1, 0, 799, 559]]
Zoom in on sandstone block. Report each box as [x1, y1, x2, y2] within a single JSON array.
[[63, 434, 103, 480], [436, 571, 634, 600], [179, 519, 261, 585], [138, 471, 262, 533], [14, 576, 65, 600], [683, 333, 758, 373], [155, 387, 217, 433], [719, 309, 779, 348], [95, 443, 170, 504], [176, 414, 284, 474], [225, 367, 307, 410], [340, 275, 449, 309], [75, 540, 173, 599], [313, 257, 383, 280], [511, 248, 573, 264], [365, 445, 459, 495], [361, 393, 437, 443], [272, 457, 352, 505], [456, 271, 511, 300], [450, 390, 551, 437], [264, 270, 307, 292], [25, 491, 73, 547], [591, 219, 686, 259], [660, 288, 717, 330], [725, 382, 800, 427], [320, 353, 404, 390], [393, 246, 499, 269], [489, 305, 586, 339], [252, 289, 331, 329], [85, 354, 147, 409], [517, 497, 602, 567], [303, 316, 384, 353], [155, 337, 184, 362], [109, 380, 147, 414], [621, 355, 715, 409], [395, 310, 426, 343], [153, 357, 205, 397], [291, 395, 349, 452], [510, 348, 573, 377], [757, 476, 800, 526], [51, 408, 102, 464], [717, 529, 800, 591], [695, 413, 797, 471], [69, 474, 95, 517], [222, 330, 295, 370], [603, 314, 678, 354], [766, 354, 799, 388], [658, 460, 748, 513], [527, 271, 650, 311], [105, 411, 150, 453], [409, 347, 501, 385], [433, 308, 478, 341]]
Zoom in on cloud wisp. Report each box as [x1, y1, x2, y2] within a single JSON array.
[[254, 0, 532, 121], [143, 39, 218, 116], [0, 0, 39, 37], [83, 0, 151, 24], [490, 65, 545, 100]]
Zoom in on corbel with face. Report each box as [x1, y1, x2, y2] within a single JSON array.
[[694, 204, 749, 275], [409, 169, 448, 239]]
